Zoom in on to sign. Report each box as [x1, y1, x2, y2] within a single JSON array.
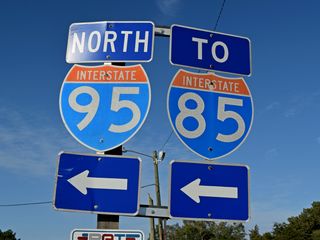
[[170, 24, 251, 76], [66, 21, 154, 63], [167, 69, 253, 160], [71, 229, 144, 240], [53, 152, 141, 215], [60, 64, 151, 151], [169, 160, 249, 221]]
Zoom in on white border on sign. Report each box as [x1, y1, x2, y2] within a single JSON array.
[[168, 159, 251, 222], [52, 151, 142, 216], [169, 24, 252, 77], [166, 69, 254, 160], [66, 21, 155, 63], [59, 64, 152, 152]]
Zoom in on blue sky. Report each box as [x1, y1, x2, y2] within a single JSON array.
[[0, 0, 320, 239]]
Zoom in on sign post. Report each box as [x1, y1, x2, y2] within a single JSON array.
[[97, 145, 123, 230], [97, 62, 125, 230]]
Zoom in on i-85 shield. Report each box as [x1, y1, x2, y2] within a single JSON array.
[[167, 69, 253, 160]]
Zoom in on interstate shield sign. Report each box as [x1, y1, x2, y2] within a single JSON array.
[[60, 64, 151, 151], [167, 69, 253, 160]]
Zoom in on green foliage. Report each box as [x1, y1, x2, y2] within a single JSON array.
[[165, 220, 245, 240], [166, 223, 180, 240], [249, 225, 263, 240], [272, 201, 320, 240], [164, 201, 320, 240], [249, 201, 320, 240], [311, 229, 320, 240], [0, 229, 19, 240], [261, 232, 273, 240]]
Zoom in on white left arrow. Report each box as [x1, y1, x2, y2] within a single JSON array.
[[67, 170, 128, 195], [181, 178, 238, 203]]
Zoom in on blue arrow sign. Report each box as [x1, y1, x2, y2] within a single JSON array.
[[169, 161, 249, 221], [60, 64, 151, 152], [167, 69, 254, 160], [170, 24, 251, 76], [66, 21, 154, 63], [53, 152, 141, 215]]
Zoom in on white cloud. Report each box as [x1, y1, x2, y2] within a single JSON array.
[[156, 0, 181, 17], [284, 108, 297, 118], [265, 101, 280, 111], [0, 106, 79, 177], [247, 206, 297, 234], [284, 89, 320, 118], [255, 101, 280, 118], [248, 177, 303, 233], [257, 89, 320, 119], [264, 148, 279, 161]]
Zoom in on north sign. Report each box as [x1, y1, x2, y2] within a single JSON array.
[[53, 152, 141, 215], [66, 21, 154, 63], [60, 64, 151, 152], [169, 160, 249, 221], [167, 69, 253, 160], [170, 24, 251, 76]]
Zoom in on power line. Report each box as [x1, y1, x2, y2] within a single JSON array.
[[160, 130, 174, 151], [123, 148, 153, 159], [141, 183, 155, 188], [159, 1, 227, 153], [0, 183, 157, 207], [0, 201, 52, 207], [214, 0, 227, 31]]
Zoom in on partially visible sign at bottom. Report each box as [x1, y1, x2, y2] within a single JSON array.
[[71, 229, 144, 240]]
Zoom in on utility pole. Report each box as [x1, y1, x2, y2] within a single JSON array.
[[153, 150, 164, 240], [122, 148, 166, 239], [148, 194, 156, 240]]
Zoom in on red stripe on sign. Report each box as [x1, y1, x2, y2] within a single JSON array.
[[172, 70, 250, 96], [66, 65, 148, 83]]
